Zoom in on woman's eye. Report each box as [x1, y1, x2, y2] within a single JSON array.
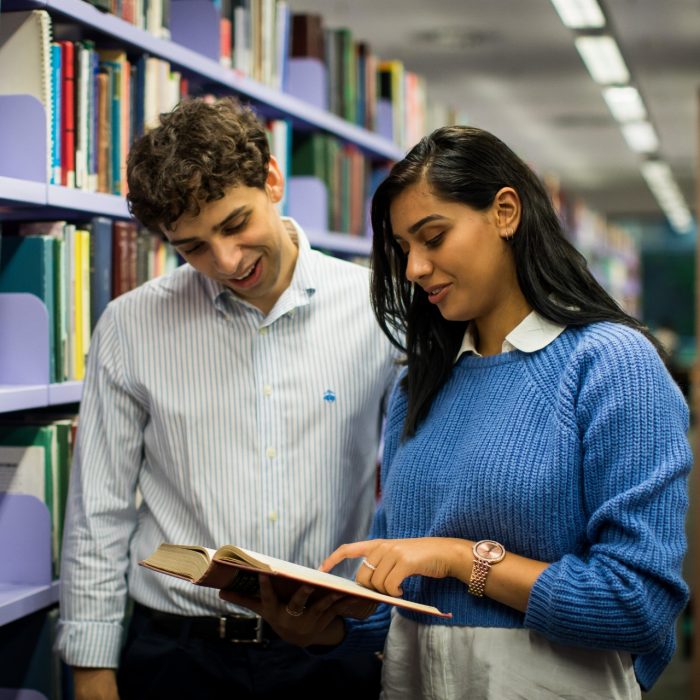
[[425, 233, 444, 248]]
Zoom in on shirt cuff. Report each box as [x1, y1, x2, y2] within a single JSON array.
[[55, 620, 125, 668]]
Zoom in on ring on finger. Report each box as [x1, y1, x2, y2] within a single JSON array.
[[361, 558, 377, 571], [285, 605, 305, 617]]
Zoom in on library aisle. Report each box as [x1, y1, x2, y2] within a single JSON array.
[[1, 0, 697, 698]]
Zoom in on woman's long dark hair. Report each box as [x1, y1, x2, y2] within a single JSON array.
[[371, 125, 663, 437]]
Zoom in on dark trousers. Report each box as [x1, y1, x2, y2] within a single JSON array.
[[117, 604, 382, 700]]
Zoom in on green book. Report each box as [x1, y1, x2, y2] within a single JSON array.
[[0, 425, 61, 575], [0, 235, 57, 382]]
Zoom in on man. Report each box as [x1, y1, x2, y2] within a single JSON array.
[[56, 97, 399, 699]]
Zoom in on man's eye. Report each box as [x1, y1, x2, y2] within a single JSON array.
[[224, 215, 250, 235], [183, 242, 204, 255]]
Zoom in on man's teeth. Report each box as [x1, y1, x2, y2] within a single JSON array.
[[233, 263, 255, 280]]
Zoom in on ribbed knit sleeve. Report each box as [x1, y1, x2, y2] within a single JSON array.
[[524, 324, 691, 690]]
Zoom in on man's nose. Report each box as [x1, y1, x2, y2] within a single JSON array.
[[211, 238, 243, 274]]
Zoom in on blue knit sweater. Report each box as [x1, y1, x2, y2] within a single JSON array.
[[339, 322, 691, 690]]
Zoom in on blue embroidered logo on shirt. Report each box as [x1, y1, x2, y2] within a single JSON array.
[[323, 390, 336, 403]]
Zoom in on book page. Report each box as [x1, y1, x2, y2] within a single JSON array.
[[233, 546, 448, 616], [0, 445, 46, 502]]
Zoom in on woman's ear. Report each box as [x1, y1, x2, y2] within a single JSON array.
[[265, 155, 285, 204], [494, 187, 521, 241]]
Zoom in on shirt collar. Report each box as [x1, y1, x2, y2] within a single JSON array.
[[455, 310, 566, 361], [199, 217, 317, 318]]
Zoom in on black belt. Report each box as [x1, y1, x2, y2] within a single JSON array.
[[134, 602, 278, 646]]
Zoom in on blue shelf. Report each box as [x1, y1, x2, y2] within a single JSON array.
[[0, 176, 45, 206], [307, 229, 371, 256], [0, 178, 129, 218], [0, 581, 59, 627], [0, 383, 82, 413]]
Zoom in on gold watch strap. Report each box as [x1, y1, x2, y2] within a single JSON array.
[[468, 558, 491, 597]]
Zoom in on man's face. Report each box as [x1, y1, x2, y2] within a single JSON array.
[[163, 157, 297, 315]]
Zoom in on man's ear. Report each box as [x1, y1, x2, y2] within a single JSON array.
[[265, 155, 284, 204], [494, 187, 521, 241]]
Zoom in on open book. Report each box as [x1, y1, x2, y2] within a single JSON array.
[[140, 543, 451, 619]]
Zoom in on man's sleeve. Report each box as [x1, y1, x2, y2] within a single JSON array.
[[56, 305, 147, 667]]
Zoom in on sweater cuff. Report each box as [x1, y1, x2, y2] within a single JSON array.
[[524, 563, 558, 636]]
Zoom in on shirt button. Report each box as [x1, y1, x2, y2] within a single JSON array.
[[266, 447, 277, 459], [268, 511, 278, 523], [263, 384, 272, 396], [258, 326, 269, 335]]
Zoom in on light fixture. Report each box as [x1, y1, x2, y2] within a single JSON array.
[[602, 86, 647, 122], [620, 121, 658, 153], [550, 0, 606, 29], [640, 161, 694, 234], [574, 35, 630, 85]]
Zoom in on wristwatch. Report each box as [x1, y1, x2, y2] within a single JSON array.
[[468, 540, 506, 597]]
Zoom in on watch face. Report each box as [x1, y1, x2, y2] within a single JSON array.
[[474, 540, 505, 562]]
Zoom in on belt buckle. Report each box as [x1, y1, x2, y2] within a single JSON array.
[[219, 613, 265, 645]]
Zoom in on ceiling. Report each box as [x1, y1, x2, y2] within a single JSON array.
[[285, 0, 699, 230]]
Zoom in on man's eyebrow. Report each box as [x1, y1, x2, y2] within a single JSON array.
[[407, 214, 447, 234], [168, 206, 250, 247]]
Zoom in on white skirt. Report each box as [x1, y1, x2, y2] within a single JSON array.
[[380, 612, 641, 700]]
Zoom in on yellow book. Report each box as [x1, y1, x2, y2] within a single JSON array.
[[78, 229, 91, 372]]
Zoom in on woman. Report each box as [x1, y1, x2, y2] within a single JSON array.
[[222, 126, 691, 699]]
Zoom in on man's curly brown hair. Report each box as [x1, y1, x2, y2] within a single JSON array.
[[126, 97, 271, 231]]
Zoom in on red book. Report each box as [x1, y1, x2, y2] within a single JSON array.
[[60, 40, 75, 188]]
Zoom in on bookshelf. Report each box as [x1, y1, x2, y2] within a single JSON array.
[[0, 0, 405, 663]]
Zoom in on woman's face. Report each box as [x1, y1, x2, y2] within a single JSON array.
[[389, 180, 521, 324]]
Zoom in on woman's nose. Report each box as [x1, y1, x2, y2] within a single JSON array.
[[405, 248, 432, 283]]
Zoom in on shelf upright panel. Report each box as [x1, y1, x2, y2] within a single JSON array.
[[0, 294, 51, 411], [0, 494, 56, 627], [0, 95, 48, 207]]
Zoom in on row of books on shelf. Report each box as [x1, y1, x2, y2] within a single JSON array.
[[545, 174, 640, 316], [0, 3, 443, 186], [86, 0, 172, 40], [49, 38, 186, 193], [0, 411, 78, 577], [0, 218, 180, 384], [0, 9, 187, 192]]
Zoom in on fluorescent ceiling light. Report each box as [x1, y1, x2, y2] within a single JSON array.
[[640, 161, 694, 234], [621, 121, 658, 153], [602, 86, 647, 122], [575, 35, 630, 85], [550, 0, 605, 28]]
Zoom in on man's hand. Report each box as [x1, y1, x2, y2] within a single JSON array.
[[220, 575, 348, 648], [72, 667, 119, 700]]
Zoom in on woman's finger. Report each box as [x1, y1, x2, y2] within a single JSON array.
[[320, 540, 374, 572]]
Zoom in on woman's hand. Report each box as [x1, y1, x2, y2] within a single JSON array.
[[321, 537, 472, 596], [219, 575, 351, 648]]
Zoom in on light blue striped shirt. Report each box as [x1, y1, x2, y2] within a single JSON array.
[[56, 222, 400, 667]]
